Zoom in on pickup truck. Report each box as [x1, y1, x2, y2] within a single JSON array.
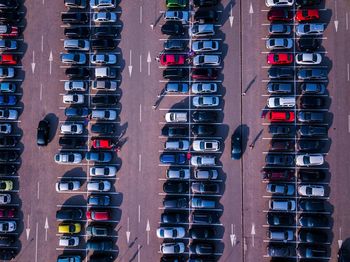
[[165, 112, 188, 123], [94, 67, 118, 79], [192, 140, 220, 152]]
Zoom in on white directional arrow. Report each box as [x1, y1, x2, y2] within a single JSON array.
[[126, 217, 130, 243], [334, 0, 339, 32], [251, 223, 256, 247], [229, 4, 234, 27], [230, 224, 236, 247], [147, 51, 151, 76], [44, 217, 49, 241], [26, 215, 30, 240], [146, 219, 150, 245], [338, 227, 343, 248], [31, 51, 35, 74], [49, 50, 53, 75], [249, 2, 254, 27], [334, 20, 339, 32], [338, 240, 343, 248], [128, 50, 133, 77]]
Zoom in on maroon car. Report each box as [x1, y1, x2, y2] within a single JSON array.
[[191, 68, 218, 80], [0, 208, 15, 218], [267, 9, 293, 22], [262, 169, 294, 181]]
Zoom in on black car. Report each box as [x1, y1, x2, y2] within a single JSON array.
[[161, 22, 185, 36], [65, 67, 90, 79], [65, 107, 89, 118], [338, 244, 350, 262], [267, 213, 294, 226], [189, 227, 216, 240], [268, 68, 294, 79], [299, 215, 329, 228], [297, 140, 323, 152], [161, 212, 187, 224], [298, 125, 327, 137], [0, 236, 15, 247], [37, 119, 50, 146], [298, 169, 326, 181], [190, 242, 215, 255], [297, 245, 328, 258], [269, 140, 294, 151], [163, 197, 188, 209], [300, 96, 325, 109], [0, 11, 21, 23], [59, 137, 86, 148], [91, 123, 116, 134], [0, 0, 18, 9], [64, 27, 89, 38], [194, 9, 218, 23], [93, 27, 119, 38], [191, 212, 219, 224], [298, 200, 326, 212], [91, 95, 119, 105], [193, 0, 219, 7], [298, 111, 325, 123], [0, 136, 17, 147], [268, 125, 293, 136], [268, 244, 295, 257], [161, 257, 186, 262], [164, 40, 187, 51], [163, 181, 189, 194], [0, 249, 16, 260], [89, 254, 114, 262], [56, 208, 83, 221], [191, 68, 219, 79], [192, 111, 218, 123], [231, 128, 242, 160], [296, 0, 320, 6], [0, 164, 16, 175], [265, 154, 294, 166], [61, 13, 88, 24], [298, 230, 329, 243], [162, 126, 188, 137], [163, 68, 188, 80], [298, 37, 320, 51], [0, 151, 18, 162], [91, 39, 116, 50], [191, 125, 216, 136], [86, 239, 113, 251]]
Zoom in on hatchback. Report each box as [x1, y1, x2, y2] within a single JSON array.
[[267, 111, 295, 122]]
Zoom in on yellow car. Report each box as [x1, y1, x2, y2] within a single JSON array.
[[0, 180, 13, 191], [58, 223, 81, 234]]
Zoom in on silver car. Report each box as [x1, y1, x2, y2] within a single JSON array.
[[93, 12, 117, 23], [160, 242, 185, 254], [0, 194, 11, 204], [166, 168, 190, 179], [192, 40, 219, 52], [156, 227, 186, 239], [189, 24, 215, 37], [64, 81, 88, 91], [63, 94, 85, 104], [87, 180, 111, 192], [192, 140, 220, 152], [298, 185, 325, 197], [91, 54, 117, 65], [64, 39, 90, 51], [296, 154, 324, 166], [266, 0, 294, 7], [54, 153, 83, 164], [191, 155, 216, 166], [91, 80, 118, 91], [59, 236, 79, 247], [192, 83, 217, 94], [192, 96, 219, 107], [295, 53, 322, 65], [296, 23, 325, 36], [0, 109, 17, 120], [266, 38, 293, 50], [55, 180, 81, 191], [194, 169, 218, 180], [193, 55, 221, 66], [90, 0, 115, 9], [60, 123, 84, 134], [89, 166, 117, 177], [91, 109, 117, 120], [60, 53, 86, 64]]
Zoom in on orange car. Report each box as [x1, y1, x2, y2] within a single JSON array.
[[267, 111, 295, 122], [0, 54, 16, 65], [160, 54, 185, 66], [296, 9, 319, 22]]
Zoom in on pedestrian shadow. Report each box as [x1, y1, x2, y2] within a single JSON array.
[[128, 245, 143, 262], [242, 75, 257, 95], [249, 128, 264, 148]]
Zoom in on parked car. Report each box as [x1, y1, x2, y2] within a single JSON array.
[[37, 119, 50, 146], [91, 80, 118, 91], [87, 180, 111, 192], [91, 54, 117, 65], [266, 183, 295, 195], [90, 166, 117, 177], [90, 0, 116, 9], [267, 97, 295, 108], [192, 125, 216, 136], [86, 209, 111, 221], [166, 0, 188, 8], [191, 68, 218, 80], [164, 10, 189, 23], [267, 9, 293, 22], [54, 153, 82, 164], [163, 181, 189, 194], [192, 111, 218, 123], [299, 215, 329, 228], [92, 12, 117, 23], [55, 180, 81, 192], [164, 40, 187, 51], [298, 111, 325, 122], [190, 197, 216, 208], [189, 24, 215, 37], [265, 0, 294, 7], [268, 244, 295, 257], [268, 67, 294, 79], [189, 227, 216, 240], [298, 169, 326, 181], [193, 55, 221, 66], [298, 125, 327, 137], [296, 153, 324, 166], [192, 40, 219, 52], [166, 168, 190, 180], [267, 53, 293, 65], [194, 9, 218, 22], [299, 200, 326, 212], [296, 9, 320, 21], [160, 242, 185, 254], [86, 151, 112, 163], [64, 0, 86, 8], [296, 23, 325, 36], [60, 123, 84, 134], [269, 24, 291, 35], [162, 126, 188, 137], [59, 137, 85, 148], [160, 153, 186, 164], [194, 169, 218, 180], [87, 195, 110, 206], [56, 209, 83, 221], [297, 245, 328, 259], [296, 53, 322, 65], [267, 213, 294, 226], [268, 125, 293, 136], [156, 227, 186, 239], [266, 38, 293, 50], [165, 83, 189, 93], [63, 94, 85, 104], [65, 107, 89, 118], [86, 225, 110, 237], [268, 229, 294, 241], [64, 81, 88, 91], [160, 54, 185, 66], [265, 154, 294, 166], [161, 22, 185, 36], [297, 140, 323, 151], [298, 37, 320, 51], [298, 185, 325, 197], [86, 239, 113, 251], [64, 27, 89, 38], [190, 242, 215, 255], [59, 236, 79, 247], [191, 155, 216, 166], [269, 199, 296, 211], [193, 0, 218, 7], [262, 169, 294, 181], [269, 140, 294, 151], [163, 197, 188, 209], [192, 140, 220, 152], [163, 68, 188, 80], [91, 109, 117, 120], [267, 111, 295, 122], [191, 182, 220, 194], [161, 212, 187, 224], [191, 212, 219, 224]]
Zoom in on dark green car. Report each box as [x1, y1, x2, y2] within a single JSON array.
[[166, 0, 188, 8]]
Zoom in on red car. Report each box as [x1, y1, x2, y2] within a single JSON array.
[[267, 9, 293, 22], [267, 53, 293, 65], [160, 54, 185, 66], [0, 208, 15, 218], [267, 111, 295, 122], [191, 68, 218, 80], [0, 54, 17, 65], [0, 25, 19, 37], [91, 138, 113, 149], [262, 169, 294, 181], [86, 209, 110, 221], [296, 9, 319, 21]]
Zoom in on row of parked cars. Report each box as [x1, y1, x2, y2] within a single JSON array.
[[56, 0, 121, 261], [0, 0, 24, 259], [158, 1, 223, 262], [263, 0, 331, 260]]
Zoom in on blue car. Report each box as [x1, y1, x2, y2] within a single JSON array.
[[160, 153, 186, 164], [57, 255, 81, 262], [64, 107, 89, 118], [0, 95, 16, 106]]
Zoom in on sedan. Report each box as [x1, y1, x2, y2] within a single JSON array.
[[298, 111, 325, 122], [267, 53, 293, 65], [268, 67, 294, 79], [189, 227, 216, 240], [191, 83, 217, 94], [156, 227, 186, 239], [163, 197, 188, 209], [267, 213, 294, 226], [161, 212, 187, 224], [90, 166, 116, 177], [296, 154, 324, 166], [87, 180, 111, 192], [296, 0, 321, 6], [60, 53, 86, 64], [190, 197, 216, 208], [192, 96, 219, 107], [267, 9, 293, 21], [299, 215, 329, 228], [86, 151, 112, 163], [191, 182, 219, 194], [55, 181, 80, 192], [160, 242, 185, 254], [60, 123, 84, 134], [192, 140, 220, 152], [295, 53, 322, 65], [266, 0, 294, 7], [166, 168, 190, 180], [231, 128, 242, 160], [300, 96, 325, 108], [0, 25, 18, 37], [266, 183, 294, 195], [192, 125, 216, 136], [267, 111, 295, 122], [59, 137, 85, 148], [64, 81, 88, 91], [62, 94, 84, 104], [91, 138, 113, 149], [0, 54, 16, 65], [0, 67, 14, 78], [266, 38, 293, 50], [298, 37, 320, 51], [92, 12, 117, 23], [86, 209, 110, 221], [269, 24, 291, 35], [161, 22, 185, 36], [91, 54, 117, 65], [267, 83, 292, 94], [0, 95, 16, 106], [298, 169, 326, 182], [193, 55, 221, 66], [191, 68, 218, 80], [164, 40, 187, 51], [299, 199, 326, 212], [296, 23, 325, 36], [54, 153, 82, 164], [192, 40, 219, 52], [160, 54, 185, 66], [87, 195, 110, 206], [86, 239, 113, 251], [0, 221, 15, 233], [190, 242, 215, 255], [0, 180, 12, 191], [298, 68, 327, 79], [296, 9, 319, 21], [265, 154, 294, 166], [298, 230, 328, 243], [192, 111, 218, 122], [298, 185, 325, 196], [163, 181, 189, 194], [300, 82, 326, 94]]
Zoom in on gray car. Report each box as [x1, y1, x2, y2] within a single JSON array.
[[64, 39, 90, 51], [64, 81, 88, 91], [266, 183, 295, 195], [90, 54, 117, 65], [269, 199, 296, 211], [192, 83, 217, 94], [269, 24, 291, 35], [266, 38, 293, 50], [300, 83, 326, 94], [267, 83, 292, 94], [298, 111, 325, 123], [192, 40, 219, 52], [86, 225, 109, 237], [60, 53, 86, 64]]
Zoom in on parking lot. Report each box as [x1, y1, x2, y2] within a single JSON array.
[[2, 0, 349, 261]]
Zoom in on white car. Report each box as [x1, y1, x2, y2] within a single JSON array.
[[90, 54, 117, 65], [267, 97, 295, 108], [298, 185, 325, 197], [92, 12, 117, 23], [192, 96, 219, 107], [191, 83, 217, 94], [265, 38, 293, 50], [191, 155, 216, 166], [59, 236, 79, 247], [296, 23, 325, 36], [90, 166, 117, 177], [296, 154, 324, 166], [0, 194, 10, 204], [54, 153, 83, 164], [91, 109, 117, 120], [60, 123, 84, 134], [192, 40, 219, 52], [64, 39, 90, 51], [64, 81, 87, 91], [193, 140, 220, 152], [63, 94, 85, 104], [0, 109, 17, 120], [193, 55, 221, 66], [55, 180, 81, 192], [0, 123, 11, 134], [194, 169, 218, 180], [156, 227, 186, 239], [166, 168, 190, 180], [87, 180, 111, 192], [0, 221, 16, 232], [90, 0, 115, 9], [295, 53, 322, 65], [266, 0, 294, 7], [160, 242, 185, 254]]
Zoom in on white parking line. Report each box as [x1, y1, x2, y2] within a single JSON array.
[[347, 63, 349, 81], [348, 115, 350, 133]]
